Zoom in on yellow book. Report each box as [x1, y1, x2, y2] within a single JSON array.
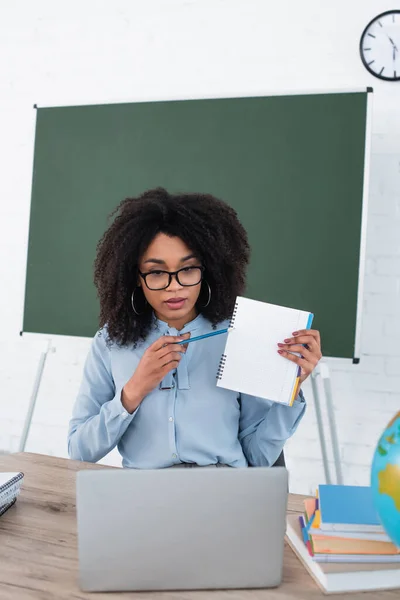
[[310, 534, 399, 556]]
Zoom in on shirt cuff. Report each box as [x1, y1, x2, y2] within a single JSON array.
[[108, 388, 138, 422]]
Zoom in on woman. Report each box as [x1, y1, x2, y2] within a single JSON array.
[[68, 188, 322, 468]]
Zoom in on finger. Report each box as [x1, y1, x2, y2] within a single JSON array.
[[156, 345, 186, 361], [179, 332, 191, 350], [289, 342, 321, 361], [151, 336, 185, 352], [281, 336, 319, 353], [160, 360, 180, 378], [159, 351, 184, 367], [292, 329, 321, 344], [277, 350, 311, 371], [277, 344, 314, 360]]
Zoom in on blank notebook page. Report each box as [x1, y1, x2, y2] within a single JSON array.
[[217, 296, 312, 404]]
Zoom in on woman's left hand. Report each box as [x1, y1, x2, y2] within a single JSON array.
[[277, 329, 322, 385]]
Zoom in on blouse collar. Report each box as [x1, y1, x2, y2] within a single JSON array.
[[154, 312, 206, 335]]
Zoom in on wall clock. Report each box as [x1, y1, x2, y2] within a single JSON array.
[[360, 10, 400, 81]]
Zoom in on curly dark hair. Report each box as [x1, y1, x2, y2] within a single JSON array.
[[94, 188, 250, 346]]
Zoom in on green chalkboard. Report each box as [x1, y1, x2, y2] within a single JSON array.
[[23, 91, 370, 358]]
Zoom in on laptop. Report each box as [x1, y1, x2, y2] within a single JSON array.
[[76, 466, 288, 592]]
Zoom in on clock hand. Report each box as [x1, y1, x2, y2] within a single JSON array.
[[387, 35, 398, 51]]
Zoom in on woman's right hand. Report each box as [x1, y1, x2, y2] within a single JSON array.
[[121, 333, 190, 413]]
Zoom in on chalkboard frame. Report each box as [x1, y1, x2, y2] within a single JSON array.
[[21, 88, 373, 362]]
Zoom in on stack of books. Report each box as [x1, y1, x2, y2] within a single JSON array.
[[0, 472, 24, 517], [287, 484, 400, 593]]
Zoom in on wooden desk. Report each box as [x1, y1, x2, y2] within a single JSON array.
[[0, 453, 397, 600]]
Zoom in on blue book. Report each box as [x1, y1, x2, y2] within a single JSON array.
[[318, 485, 384, 533]]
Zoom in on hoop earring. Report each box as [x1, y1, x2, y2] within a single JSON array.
[[131, 287, 146, 316], [199, 281, 211, 308]]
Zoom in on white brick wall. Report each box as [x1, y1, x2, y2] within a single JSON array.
[[0, 0, 399, 493]]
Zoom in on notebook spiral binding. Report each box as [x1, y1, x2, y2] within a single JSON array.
[[216, 354, 227, 380], [0, 472, 24, 495], [0, 497, 17, 518], [217, 302, 238, 380], [229, 301, 239, 329]]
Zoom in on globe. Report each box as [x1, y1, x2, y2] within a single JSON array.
[[371, 411, 400, 548]]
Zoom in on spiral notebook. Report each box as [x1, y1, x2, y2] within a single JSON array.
[[0, 472, 24, 516], [216, 297, 314, 405]]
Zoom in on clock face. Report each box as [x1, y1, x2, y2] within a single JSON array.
[[360, 10, 400, 81]]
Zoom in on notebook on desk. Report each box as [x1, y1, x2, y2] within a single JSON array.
[[317, 484, 384, 533], [0, 472, 24, 517], [217, 296, 313, 405]]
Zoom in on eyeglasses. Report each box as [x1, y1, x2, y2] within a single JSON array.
[[139, 266, 204, 291]]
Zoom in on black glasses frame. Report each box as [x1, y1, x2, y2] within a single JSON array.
[[139, 266, 205, 291]]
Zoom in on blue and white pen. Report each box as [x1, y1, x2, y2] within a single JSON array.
[[176, 327, 233, 345]]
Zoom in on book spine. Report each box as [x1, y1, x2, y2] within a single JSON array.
[[216, 354, 227, 380]]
